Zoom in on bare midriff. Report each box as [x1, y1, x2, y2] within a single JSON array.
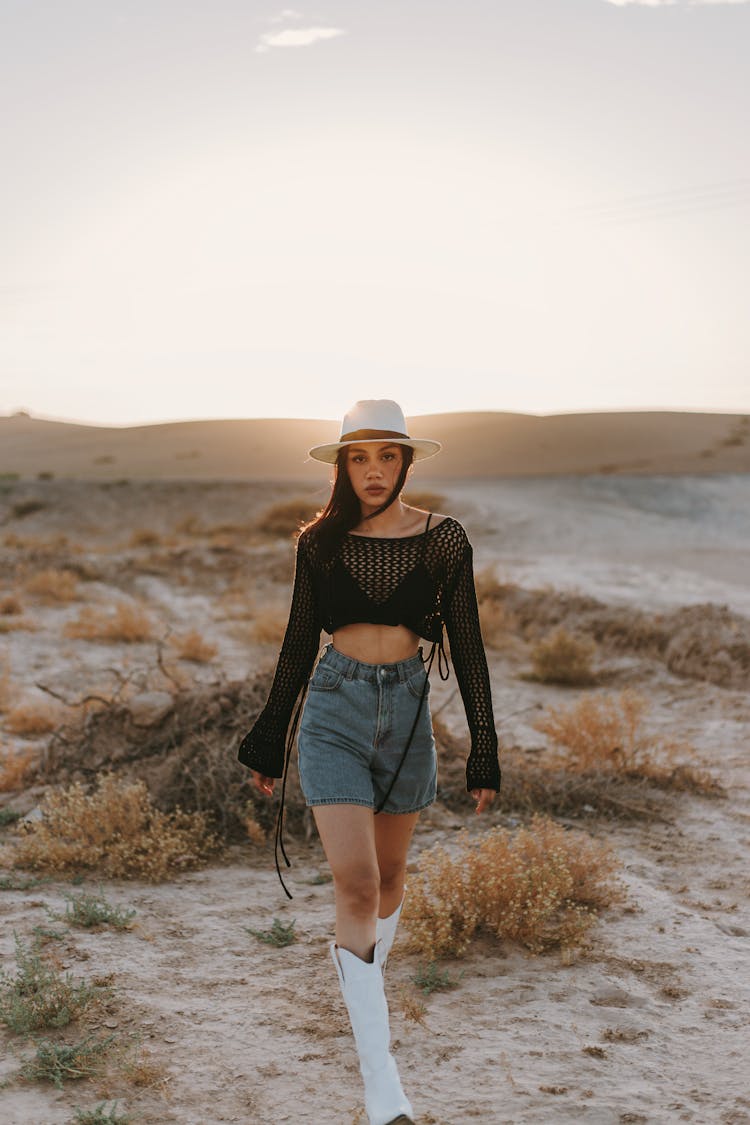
[[332, 622, 421, 665]]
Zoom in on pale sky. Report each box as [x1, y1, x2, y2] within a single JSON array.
[[1, 0, 749, 426]]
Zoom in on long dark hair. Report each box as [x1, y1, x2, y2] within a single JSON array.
[[302, 444, 414, 561]]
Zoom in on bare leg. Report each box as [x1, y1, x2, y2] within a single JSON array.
[[312, 804, 379, 961], [374, 810, 419, 918], [318, 806, 416, 1122]]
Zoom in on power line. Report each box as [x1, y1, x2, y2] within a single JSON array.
[[563, 176, 750, 224]]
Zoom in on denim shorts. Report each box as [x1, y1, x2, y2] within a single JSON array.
[[297, 644, 437, 814]]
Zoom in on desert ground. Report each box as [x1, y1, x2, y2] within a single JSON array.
[[1, 469, 749, 1125]]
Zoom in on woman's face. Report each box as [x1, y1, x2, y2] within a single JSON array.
[[345, 442, 404, 512]]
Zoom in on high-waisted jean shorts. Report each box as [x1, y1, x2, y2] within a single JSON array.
[[297, 644, 437, 814]]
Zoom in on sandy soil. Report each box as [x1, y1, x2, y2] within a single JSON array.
[[1, 476, 749, 1124]]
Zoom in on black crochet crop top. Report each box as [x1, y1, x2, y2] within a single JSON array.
[[326, 534, 439, 636], [238, 515, 501, 793]]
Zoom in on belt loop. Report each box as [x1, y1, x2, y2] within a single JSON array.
[[345, 657, 356, 681]]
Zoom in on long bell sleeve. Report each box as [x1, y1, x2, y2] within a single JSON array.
[[237, 534, 322, 778], [443, 535, 501, 793]]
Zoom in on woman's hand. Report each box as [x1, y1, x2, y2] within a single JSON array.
[[471, 788, 495, 815], [251, 771, 275, 798]]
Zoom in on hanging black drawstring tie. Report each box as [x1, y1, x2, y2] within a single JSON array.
[[273, 686, 308, 900], [374, 637, 449, 815]]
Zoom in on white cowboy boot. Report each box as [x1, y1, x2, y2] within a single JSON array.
[[330, 941, 414, 1125], [376, 893, 405, 975]]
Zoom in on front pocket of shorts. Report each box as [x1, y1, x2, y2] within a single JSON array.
[[406, 669, 430, 699], [309, 667, 345, 692]]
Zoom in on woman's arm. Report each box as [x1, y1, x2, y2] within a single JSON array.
[[237, 534, 321, 779], [442, 532, 501, 794]]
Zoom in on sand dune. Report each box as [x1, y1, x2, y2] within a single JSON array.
[[1, 409, 749, 479]]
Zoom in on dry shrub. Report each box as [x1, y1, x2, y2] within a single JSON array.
[[228, 623, 260, 649], [37, 668, 299, 842], [398, 986, 427, 1025], [3, 531, 71, 552], [4, 700, 64, 736], [257, 497, 320, 538], [129, 529, 161, 547], [478, 598, 517, 650], [474, 566, 518, 649], [0, 663, 11, 712], [244, 804, 266, 845], [13, 774, 219, 881], [0, 746, 37, 791], [173, 514, 203, 536], [121, 1047, 171, 1090], [0, 615, 37, 634], [218, 589, 257, 622], [495, 585, 750, 692], [474, 566, 511, 604], [404, 816, 621, 958], [206, 521, 255, 542], [528, 627, 597, 686], [534, 690, 717, 791], [170, 630, 217, 663], [536, 690, 652, 773], [25, 568, 80, 603], [173, 512, 256, 541], [432, 715, 722, 823], [11, 497, 46, 519], [65, 603, 156, 643], [252, 610, 287, 645], [0, 594, 23, 615]]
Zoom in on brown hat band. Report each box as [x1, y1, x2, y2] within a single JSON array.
[[340, 428, 410, 442]]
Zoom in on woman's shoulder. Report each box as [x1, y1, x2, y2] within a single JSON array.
[[295, 525, 319, 558], [406, 508, 460, 534], [422, 513, 472, 556], [428, 512, 467, 536]]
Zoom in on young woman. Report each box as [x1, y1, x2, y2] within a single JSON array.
[[238, 399, 501, 1125]]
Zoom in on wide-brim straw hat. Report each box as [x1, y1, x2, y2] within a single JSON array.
[[308, 399, 442, 464]]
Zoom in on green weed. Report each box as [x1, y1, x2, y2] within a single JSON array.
[[74, 1101, 132, 1123], [57, 890, 136, 931], [31, 923, 66, 943], [411, 961, 463, 995], [19, 1034, 116, 1088], [0, 936, 103, 1034], [245, 917, 297, 947], [0, 873, 46, 891]]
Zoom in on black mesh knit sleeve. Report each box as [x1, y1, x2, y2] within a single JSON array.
[[237, 534, 322, 778], [443, 534, 501, 793]]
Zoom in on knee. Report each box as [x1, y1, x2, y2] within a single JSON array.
[[378, 862, 405, 898], [334, 868, 380, 917]]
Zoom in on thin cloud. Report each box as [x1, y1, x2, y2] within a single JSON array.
[[267, 8, 304, 23], [605, 0, 750, 6], [256, 26, 345, 52]]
